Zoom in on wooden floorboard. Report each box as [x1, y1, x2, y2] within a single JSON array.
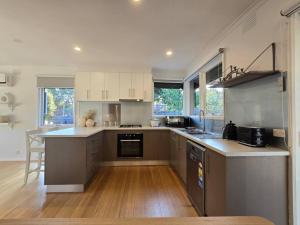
[[0, 162, 197, 219]]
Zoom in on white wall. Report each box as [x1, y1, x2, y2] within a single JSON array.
[[0, 65, 77, 160], [187, 0, 294, 76]]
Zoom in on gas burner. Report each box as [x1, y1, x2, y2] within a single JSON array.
[[119, 124, 142, 128]]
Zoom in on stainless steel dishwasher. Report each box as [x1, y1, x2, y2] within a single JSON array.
[[186, 140, 206, 216]]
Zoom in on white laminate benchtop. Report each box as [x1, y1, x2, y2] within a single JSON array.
[[39, 127, 290, 157]]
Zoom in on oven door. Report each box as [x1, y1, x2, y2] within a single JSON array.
[[117, 134, 143, 158]]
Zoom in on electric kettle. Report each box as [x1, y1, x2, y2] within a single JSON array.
[[223, 121, 237, 140]]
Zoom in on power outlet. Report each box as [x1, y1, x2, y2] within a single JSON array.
[[273, 129, 286, 138]]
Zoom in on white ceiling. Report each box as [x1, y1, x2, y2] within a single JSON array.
[[0, 0, 257, 73]]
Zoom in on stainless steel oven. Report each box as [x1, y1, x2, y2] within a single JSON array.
[[117, 133, 143, 158]]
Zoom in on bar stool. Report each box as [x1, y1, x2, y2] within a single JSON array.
[[24, 127, 61, 184]]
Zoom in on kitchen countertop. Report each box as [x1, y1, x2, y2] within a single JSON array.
[[0, 216, 274, 225], [39, 127, 290, 157]]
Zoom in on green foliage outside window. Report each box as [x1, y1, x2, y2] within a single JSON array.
[[205, 88, 224, 116], [43, 88, 74, 125], [154, 88, 183, 115], [193, 87, 200, 114]]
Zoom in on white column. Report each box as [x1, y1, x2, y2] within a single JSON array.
[[290, 11, 300, 225]]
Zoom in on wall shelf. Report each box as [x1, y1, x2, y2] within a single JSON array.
[[208, 70, 281, 88]]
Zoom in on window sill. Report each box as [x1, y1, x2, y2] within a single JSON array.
[[189, 115, 224, 120], [152, 115, 184, 117], [38, 124, 74, 129]]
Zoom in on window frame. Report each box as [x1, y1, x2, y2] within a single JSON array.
[[152, 81, 184, 116], [189, 76, 200, 116], [199, 69, 224, 120], [38, 87, 75, 128], [188, 57, 225, 119]]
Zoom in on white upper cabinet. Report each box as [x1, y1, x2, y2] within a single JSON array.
[[143, 73, 153, 102], [90, 72, 105, 101], [75, 72, 91, 101], [119, 72, 144, 100], [105, 72, 119, 101], [75, 72, 153, 102], [131, 73, 144, 100], [119, 73, 133, 99]]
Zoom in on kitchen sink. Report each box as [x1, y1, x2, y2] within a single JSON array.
[[176, 128, 222, 139]]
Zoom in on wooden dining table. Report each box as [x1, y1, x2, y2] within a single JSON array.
[[0, 217, 274, 225]]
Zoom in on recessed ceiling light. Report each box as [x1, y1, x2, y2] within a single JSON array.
[[166, 50, 173, 56], [74, 46, 81, 52], [132, 0, 141, 2]]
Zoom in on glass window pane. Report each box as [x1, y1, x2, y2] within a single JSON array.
[[193, 87, 200, 115], [41, 88, 74, 126], [153, 83, 183, 115], [205, 87, 224, 116]]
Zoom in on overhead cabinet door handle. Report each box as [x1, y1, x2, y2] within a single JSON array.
[[106, 90, 108, 99]]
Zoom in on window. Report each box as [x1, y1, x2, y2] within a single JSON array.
[[191, 77, 200, 115], [153, 82, 183, 115], [203, 63, 224, 117], [39, 88, 75, 126], [191, 62, 224, 118], [205, 87, 224, 117]]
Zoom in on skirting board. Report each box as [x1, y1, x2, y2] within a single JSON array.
[[47, 184, 84, 193], [100, 160, 170, 167]]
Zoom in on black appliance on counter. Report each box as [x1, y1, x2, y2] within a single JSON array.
[[237, 126, 266, 147], [222, 121, 237, 140], [186, 140, 206, 216], [117, 133, 143, 158], [165, 116, 191, 128]]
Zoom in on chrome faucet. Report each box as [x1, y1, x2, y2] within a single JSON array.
[[199, 109, 206, 133]]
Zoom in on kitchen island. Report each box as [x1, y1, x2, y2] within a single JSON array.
[[40, 126, 288, 225], [40, 126, 289, 193]]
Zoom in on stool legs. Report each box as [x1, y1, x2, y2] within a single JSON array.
[[37, 152, 43, 178], [24, 151, 31, 184]]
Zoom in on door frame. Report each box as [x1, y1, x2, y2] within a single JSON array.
[[289, 11, 300, 225]]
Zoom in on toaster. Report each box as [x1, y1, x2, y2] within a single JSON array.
[[237, 126, 266, 147]]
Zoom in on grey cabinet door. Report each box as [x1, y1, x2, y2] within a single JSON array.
[[103, 131, 118, 161], [45, 138, 87, 185], [143, 131, 170, 160], [178, 136, 187, 184], [170, 132, 178, 170], [205, 149, 226, 216], [86, 133, 102, 182]]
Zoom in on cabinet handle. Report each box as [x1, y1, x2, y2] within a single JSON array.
[[144, 90, 146, 99], [129, 89, 131, 97], [133, 88, 135, 97], [87, 90, 89, 99], [106, 90, 108, 99], [101, 90, 105, 99]]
